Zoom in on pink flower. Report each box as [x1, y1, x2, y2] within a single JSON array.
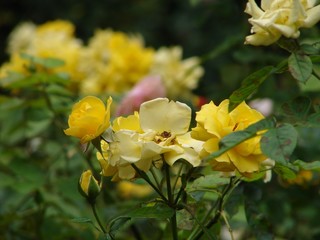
[[116, 75, 166, 116]]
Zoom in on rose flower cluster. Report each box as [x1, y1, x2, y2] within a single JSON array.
[[65, 96, 269, 184]]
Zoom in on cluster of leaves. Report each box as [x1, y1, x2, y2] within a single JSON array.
[[0, 55, 99, 239]]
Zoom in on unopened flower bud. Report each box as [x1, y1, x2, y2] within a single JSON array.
[[79, 170, 101, 202]]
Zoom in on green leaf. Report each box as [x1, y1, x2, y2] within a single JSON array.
[[260, 124, 298, 164], [274, 58, 288, 74], [301, 43, 320, 55], [8, 160, 46, 194], [245, 117, 276, 132], [72, 217, 93, 224], [126, 203, 174, 219], [204, 118, 276, 161], [190, 173, 230, 189], [108, 203, 174, 238], [108, 217, 131, 239], [7, 75, 42, 89], [293, 160, 320, 170], [288, 52, 313, 83], [46, 84, 73, 96], [281, 96, 311, 120], [299, 74, 320, 92], [273, 163, 297, 180], [25, 119, 52, 138], [20, 53, 65, 68], [310, 55, 320, 64], [229, 66, 274, 111], [306, 111, 320, 127]]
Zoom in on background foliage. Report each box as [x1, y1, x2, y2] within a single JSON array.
[[1, 0, 320, 239]]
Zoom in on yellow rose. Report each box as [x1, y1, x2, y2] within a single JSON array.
[[191, 99, 267, 174], [64, 96, 112, 143], [245, 0, 320, 46]]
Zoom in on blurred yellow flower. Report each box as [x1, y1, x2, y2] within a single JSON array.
[[7, 22, 36, 54], [286, 170, 313, 185], [64, 96, 112, 143], [33, 20, 84, 79], [150, 47, 204, 99], [79, 169, 101, 200], [245, 0, 320, 46], [191, 99, 267, 174], [116, 181, 153, 199], [78, 29, 155, 94], [1, 20, 84, 80]]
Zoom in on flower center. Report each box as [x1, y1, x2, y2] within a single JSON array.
[[160, 131, 171, 138], [154, 131, 176, 145]]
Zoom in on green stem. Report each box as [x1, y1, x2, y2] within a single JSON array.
[[91, 202, 106, 234], [131, 164, 167, 202], [164, 162, 178, 240], [165, 163, 173, 203], [171, 211, 178, 240], [221, 211, 234, 240], [150, 167, 161, 190], [174, 167, 194, 205], [192, 177, 239, 240], [181, 203, 215, 240], [172, 163, 184, 192]]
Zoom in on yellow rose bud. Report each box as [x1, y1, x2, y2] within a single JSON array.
[[79, 170, 101, 201], [64, 96, 112, 143]]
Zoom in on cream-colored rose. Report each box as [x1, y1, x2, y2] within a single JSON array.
[[245, 0, 320, 46], [150, 47, 204, 99], [97, 98, 203, 181]]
